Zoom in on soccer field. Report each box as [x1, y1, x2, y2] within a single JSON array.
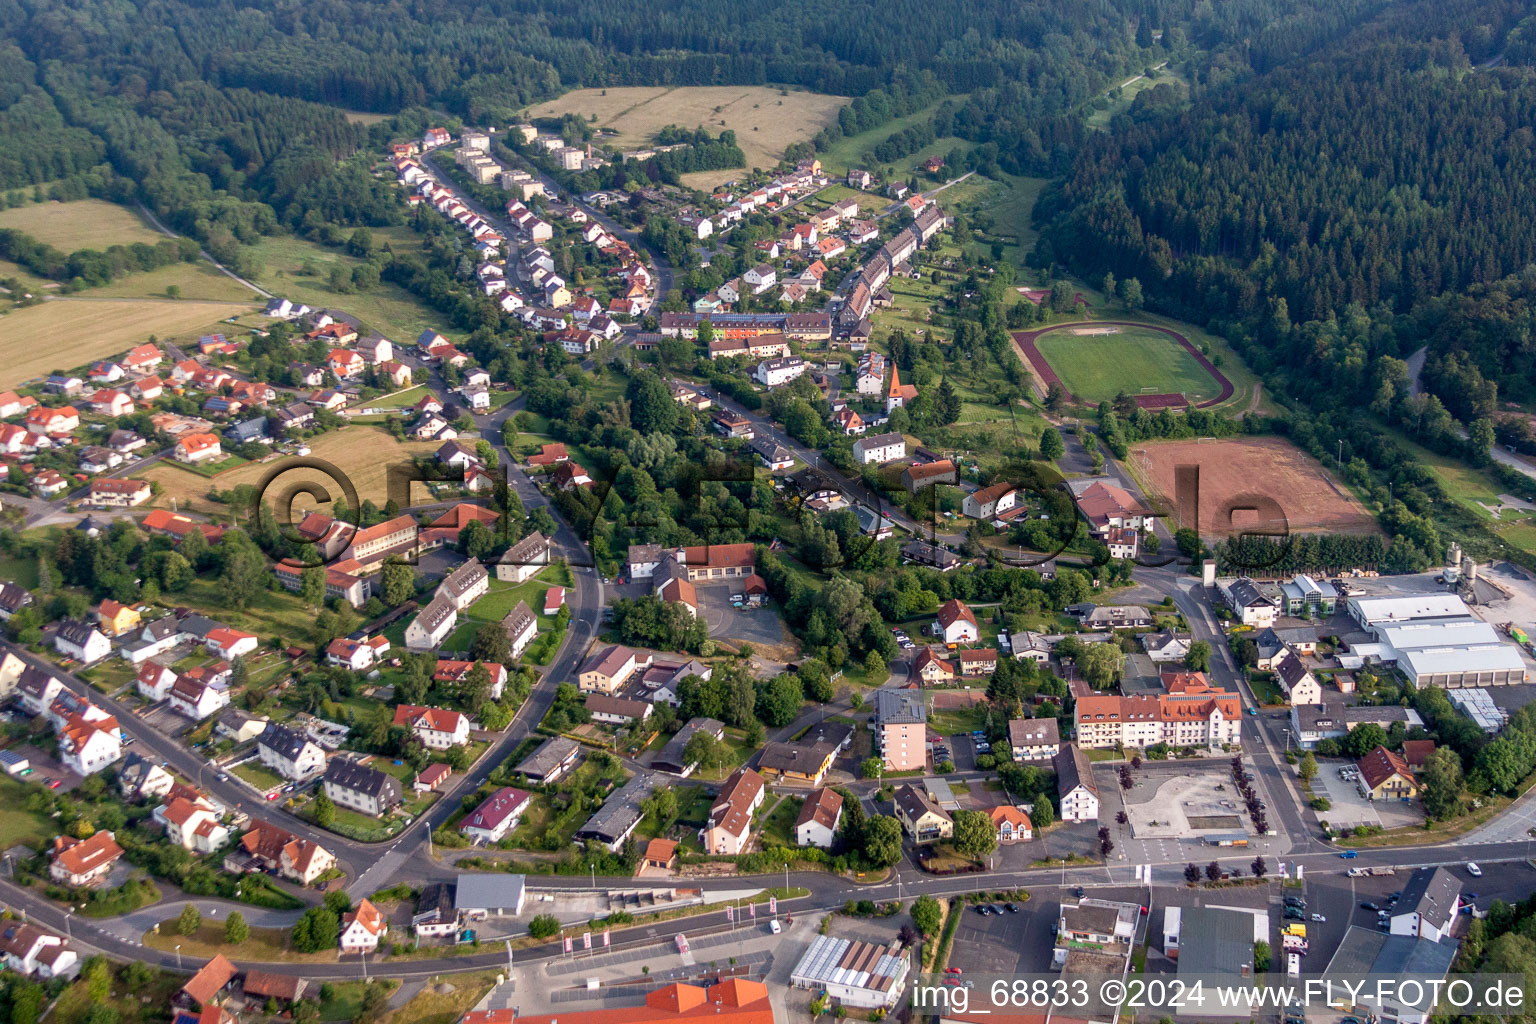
[[1032, 325, 1221, 405]]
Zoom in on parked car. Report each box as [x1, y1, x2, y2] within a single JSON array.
[[1072, 887, 1086, 898], [1310, 914, 1326, 922], [1467, 862, 1483, 877], [1360, 902, 1379, 911]]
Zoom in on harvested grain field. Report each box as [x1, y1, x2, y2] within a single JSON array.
[[0, 199, 165, 250], [0, 299, 257, 389], [142, 425, 440, 517], [527, 85, 847, 173], [1131, 436, 1377, 536]]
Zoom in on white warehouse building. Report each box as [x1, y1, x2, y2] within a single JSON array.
[[1344, 593, 1527, 688]]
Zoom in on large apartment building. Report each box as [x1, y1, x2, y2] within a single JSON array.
[[1074, 681, 1242, 750], [874, 690, 927, 771]]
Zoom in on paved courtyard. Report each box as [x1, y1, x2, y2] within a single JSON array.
[[1123, 772, 1248, 840]]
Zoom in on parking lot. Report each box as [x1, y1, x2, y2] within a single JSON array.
[[1310, 767, 1381, 828], [695, 583, 787, 647], [947, 892, 1061, 976]]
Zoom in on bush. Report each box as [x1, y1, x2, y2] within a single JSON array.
[[1310, 797, 1331, 811], [528, 914, 561, 939]]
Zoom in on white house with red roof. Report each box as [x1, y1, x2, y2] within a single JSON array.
[[122, 343, 163, 373], [137, 663, 179, 701], [129, 376, 164, 401], [935, 598, 978, 644], [391, 704, 470, 749], [459, 786, 531, 844], [48, 831, 123, 887], [327, 349, 364, 379], [175, 433, 223, 464], [340, 898, 388, 952], [26, 405, 79, 436], [168, 674, 230, 721], [57, 706, 122, 775], [155, 793, 229, 853], [204, 627, 258, 660], [90, 389, 134, 417]]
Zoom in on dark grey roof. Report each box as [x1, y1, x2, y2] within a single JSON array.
[[177, 614, 222, 639], [654, 718, 724, 775], [500, 531, 549, 566], [1226, 578, 1274, 609], [259, 724, 317, 761], [1174, 906, 1256, 977], [893, 783, 949, 824], [224, 417, 267, 442], [437, 558, 487, 602], [516, 737, 581, 780], [1293, 702, 1418, 733], [875, 689, 925, 726], [1326, 927, 1457, 994], [414, 881, 454, 924], [56, 620, 100, 647], [758, 740, 835, 775], [1054, 745, 1097, 797], [324, 759, 402, 803], [1008, 717, 1061, 748], [574, 772, 655, 845], [1274, 650, 1311, 688], [1396, 866, 1461, 931], [118, 752, 155, 791], [900, 540, 960, 568], [0, 582, 32, 613], [453, 873, 526, 912]]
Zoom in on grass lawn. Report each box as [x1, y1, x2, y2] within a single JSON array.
[[89, 262, 262, 302], [817, 97, 966, 175], [1085, 67, 1186, 130], [143, 919, 330, 962], [246, 228, 444, 344], [466, 569, 556, 623], [234, 762, 286, 791], [0, 777, 59, 849], [1033, 324, 1222, 405], [926, 701, 987, 738], [318, 981, 399, 1021], [694, 727, 755, 782], [759, 793, 804, 846], [390, 971, 501, 1024], [371, 384, 429, 409], [0, 554, 40, 589], [172, 578, 319, 643], [0, 300, 256, 390], [0, 199, 165, 249]]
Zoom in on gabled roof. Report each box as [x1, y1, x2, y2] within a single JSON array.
[[795, 787, 843, 832], [1358, 745, 1414, 791], [936, 598, 976, 630], [181, 954, 238, 1007], [52, 830, 123, 877]]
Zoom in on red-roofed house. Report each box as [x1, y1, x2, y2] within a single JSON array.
[[204, 628, 258, 660], [327, 349, 364, 379], [175, 433, 223, 464], [989, 805, 1033, 843], [123, 344, 164, 373], [90, 389, 134, 417], [391, 705, 470, 749], [340, 898, 387, 953], [459, 786, 531, 844], [935, 598, 978, 643], [462, 980, 774, 1024], [26, 405, 79, 436], [49, 831, 123, 887]]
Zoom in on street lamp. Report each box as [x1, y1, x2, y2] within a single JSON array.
[[175, 944, 182, 970]]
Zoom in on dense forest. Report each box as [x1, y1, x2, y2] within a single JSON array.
[[0, 0, 1407, 269]]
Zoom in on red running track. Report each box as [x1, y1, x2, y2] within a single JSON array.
[[1011, 321, 1235, 409]]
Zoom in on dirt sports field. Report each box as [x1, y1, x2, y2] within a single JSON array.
[[1132, 436, 1378, 536], [526, 85, 847, 176], [1014, 321, 1234, 409]]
